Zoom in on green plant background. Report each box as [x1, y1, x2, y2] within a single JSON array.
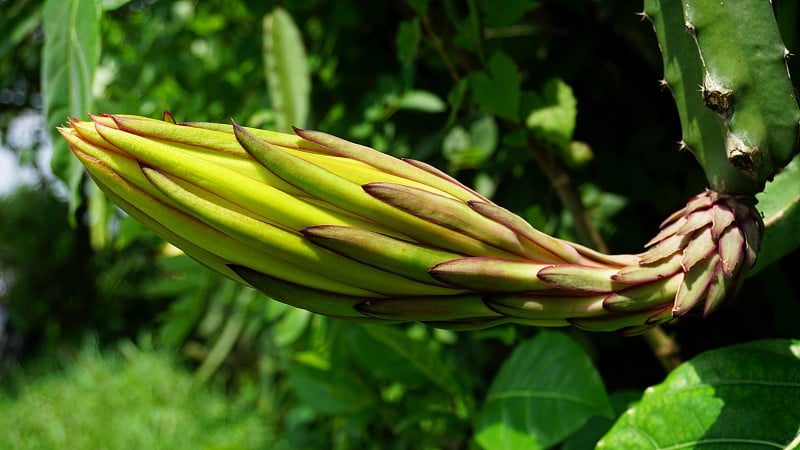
[[1, 0, 799, 449]]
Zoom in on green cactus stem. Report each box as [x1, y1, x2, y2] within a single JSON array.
[[643, 0, 800, 194]]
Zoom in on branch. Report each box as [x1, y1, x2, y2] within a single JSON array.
[[420, 16, 461, 84]]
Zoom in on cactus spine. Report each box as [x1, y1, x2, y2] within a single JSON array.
[[643, 0, 800, 194]]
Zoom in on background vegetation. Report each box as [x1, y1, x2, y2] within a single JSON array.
[[1, 0, 799, 448]]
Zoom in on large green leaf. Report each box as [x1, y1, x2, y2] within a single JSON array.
[[474, 330, 613, 450], [561, 390, 642, 450], [752, 153, 800, 273], [599, 339, 800, 449], [288, 363, 375, 415], [42, 0, 100, 217], [525, 78, 577, 152], [262, 7, 310, 132], [355, 325, 463, 396], [470, 51, 521, 122]]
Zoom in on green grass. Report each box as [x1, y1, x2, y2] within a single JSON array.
[[0, 341, 279, 450]]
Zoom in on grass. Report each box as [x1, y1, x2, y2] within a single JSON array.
[[0, 340, 281, 450]]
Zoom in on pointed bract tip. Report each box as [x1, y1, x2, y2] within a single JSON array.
[[230, 118, 249, 140], [162, 110, 176, 123], [230, 120, 268, 160]]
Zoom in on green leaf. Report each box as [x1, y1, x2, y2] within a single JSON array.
[[156, 291, 206, 347], [146, 255, 216, 297], [0, 4, 42, 61], [599, 339, 800, 449], [525, 78, 577, 151], [471, 52, 521, 122], [42, 0, 100, 220], [356, 325, 462, 396], [348, 326, 425, 386], [446, 79, 470, 127], [86, 180, 108, 248], [471, 114, 498, 153], [562, 390, 641, 450], [272, 307, 312, 347], [752, 153, 800, 274], [397, 90, 446, 113], [474, 330, 613, 450], [98, 0, 130, 10], [194, 285, 256, 384], [289, 363, 374, 415], [442, 115, 498, 169], [263, 7, 310, 132], [396, 19, 421, 67]]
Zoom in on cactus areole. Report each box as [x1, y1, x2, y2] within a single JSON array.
[[59, 113, 763, 334]]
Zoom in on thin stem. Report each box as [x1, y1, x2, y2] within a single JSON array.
[[465, 0, 485, 62], [641, 326, 682, 371], [526, 140, 608, 252], [526, 138, 682, 372], [420, 16, 461, 84]]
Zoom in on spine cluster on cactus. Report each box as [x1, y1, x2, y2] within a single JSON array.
[[58, 113, 762, 334]]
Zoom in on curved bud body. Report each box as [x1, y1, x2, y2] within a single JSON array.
[[59, 114, 763, 333]]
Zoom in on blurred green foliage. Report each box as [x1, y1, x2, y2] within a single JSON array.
[[0, 186, 167, 350], [0, 340, 280, 450], [1, 0, 799, 448]]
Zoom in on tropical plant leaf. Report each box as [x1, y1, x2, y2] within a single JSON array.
[[753, 153, 800, 273], [262, 6, 310, 132], [471, 51, 521, 122], [98, 0, 130, 10], [442, 115, 498, 169], [474, 330, 613, 450], [397, 90, 446, 113], [356, 325, 462, 396], [396, 18, 422, 68], [561, 390, 642, 450], [599, 339, 800, 449], [42, 0, 100, 218], [272, 307, 312, 348], [288, 363, 375, 415], [194, 283, 256, 384], [525, 78, 577, 151]]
